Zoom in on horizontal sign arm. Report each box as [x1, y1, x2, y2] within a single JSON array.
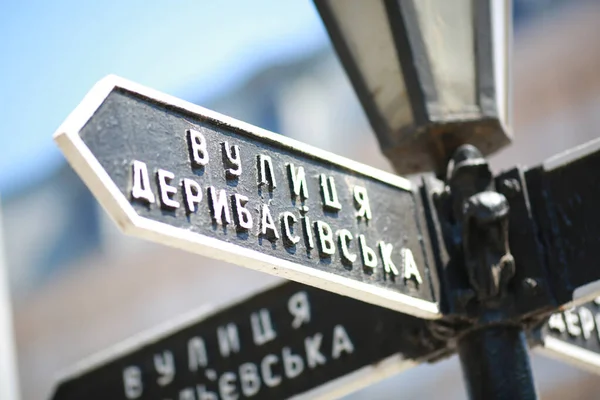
[[50, 282, 450, 400], [54, 76, 442, 319], [524, 137, 600, 308]]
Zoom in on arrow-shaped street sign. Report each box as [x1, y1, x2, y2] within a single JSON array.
[[535, 298, 600, 375], [524, 137, 600, 308], [54, 76, 441, 319], [50, 281, 449, 400]]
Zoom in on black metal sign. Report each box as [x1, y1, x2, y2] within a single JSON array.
[[535, 298, 600, 374], [525, 138, 600, 308], [50, 281, 449, 400], [53, 76, 441, 319]]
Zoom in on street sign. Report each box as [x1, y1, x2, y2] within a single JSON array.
[[54, 75, 441, 319], [524, 137, 600, 308], [50, 281, 449, 400], [535, 298, 600, 375]]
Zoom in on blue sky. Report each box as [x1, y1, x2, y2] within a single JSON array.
[[0, 0, 328, 194]]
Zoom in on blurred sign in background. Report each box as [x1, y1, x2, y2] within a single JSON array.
[[1, 0, 600, 399]]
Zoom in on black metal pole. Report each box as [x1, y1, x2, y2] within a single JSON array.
[[437, 145, 539, 400], [457, 324, 538, 400]]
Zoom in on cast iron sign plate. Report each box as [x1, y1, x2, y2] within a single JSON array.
[[54, 76, 440, 319], [51, 281, 447, 400]]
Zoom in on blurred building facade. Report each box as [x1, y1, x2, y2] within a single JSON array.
[[2, 1, 600, 399]]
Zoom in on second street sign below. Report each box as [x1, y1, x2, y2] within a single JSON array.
[[54, 76, 440, 319]]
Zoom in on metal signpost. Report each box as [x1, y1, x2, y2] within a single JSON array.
[[49, 1, 600, 399], [51, 282, 449, 400], [54, 76, 440, 320]]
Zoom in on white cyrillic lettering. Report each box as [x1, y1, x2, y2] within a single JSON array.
[[157, 169, 180, 209], [288, 163, 308, 200], [218, 323, 240, 357], [179, 388, 195, 400], [219, 372, 238, 400], [205, 369, 217, 381], [154, 351, 175, 386], [281, 212, 300, 246], [565, 309, 582, 337], [260, 204, 279, 240], [251, 309, 277, 346], [547, 313, 566, 333], [379, 242, 399, 276], [402, 248, 423, 284], [320, 174, 342, 211], [579, 307, 595, 340], [233, 193, 253, 230], [288, 291, 310, 329], [316, 220, 335, 257], [353, 186, 372, 220], [196, 385, 218, 400], [123, 366, 143, 399], [187, 129, 209, 167], [337, 229, 356, 264], [222, 142, 242, 178], [282, 347, 304, 379], [305, 333, 326, 368], [258, 155, 276, 189], [188, 337, 208, 371], [359, 235, 377, 269], [208, 187, 232, 225], [182, 178, 202, 213], [131, 160, 155, 204], [331, 325, 354, 359], [261, 354, 281, 387], [303, 216, 314, 249], [239, 363, 261, 397]]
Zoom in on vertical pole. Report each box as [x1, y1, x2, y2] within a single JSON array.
[[0, 197, 20, 400], [458, 325, 537, 400], [438, 145, 538, 400], [457, 325, 537, 400]]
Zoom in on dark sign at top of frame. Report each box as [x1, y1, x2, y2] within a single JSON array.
[[53, 76, 440, 319]]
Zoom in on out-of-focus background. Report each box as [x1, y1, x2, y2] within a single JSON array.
[[1, 0, 600, 398]]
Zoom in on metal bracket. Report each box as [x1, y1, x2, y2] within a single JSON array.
[[437, 144, 515, 317]]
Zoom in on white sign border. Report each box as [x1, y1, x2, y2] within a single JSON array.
[[536, 335, 600, 376], [53, 75, 440, 320]]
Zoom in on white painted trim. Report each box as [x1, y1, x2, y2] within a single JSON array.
[[53, 75, 441, 320], [543, 137, 600, 171], [536, 336, 600, 375]]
